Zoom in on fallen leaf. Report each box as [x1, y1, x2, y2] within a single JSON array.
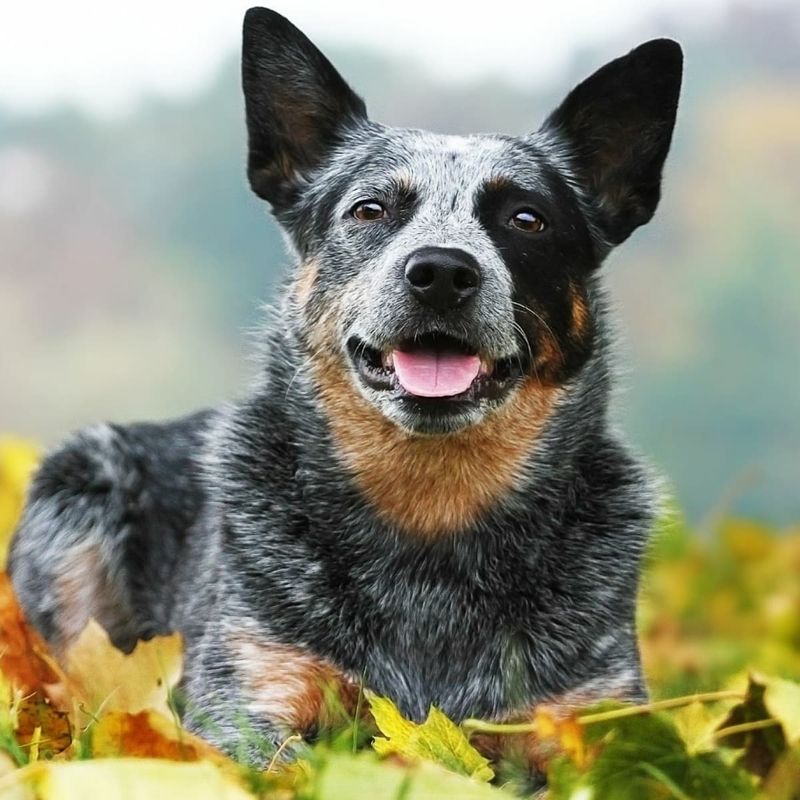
[[15, 694, 71, 758], [315, 751, 503, 800], [9, 758, 254, 800], [0, 439, 39, 569], [60, 620, 182, 725], [369, 693, 494, 782], [89, 710, 225, 764], [0, 574, 63, 696]]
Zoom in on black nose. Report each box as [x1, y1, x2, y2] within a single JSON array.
[[404, 247, 481, 312]]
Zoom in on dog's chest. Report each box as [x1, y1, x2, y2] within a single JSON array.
[[299, 543, 587, 722]]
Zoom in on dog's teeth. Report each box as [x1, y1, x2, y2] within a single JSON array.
[[479, 359, 492, 377], [382, 352, 395, 370]]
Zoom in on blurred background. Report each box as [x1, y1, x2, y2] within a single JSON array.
[[1, 0, 798, 526]]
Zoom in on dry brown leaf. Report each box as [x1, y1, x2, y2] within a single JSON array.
[[15, 694, 72, 758]]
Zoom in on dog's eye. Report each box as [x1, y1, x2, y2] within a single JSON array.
[[509, 208, 547, 234], [351, 200, 387, 222]]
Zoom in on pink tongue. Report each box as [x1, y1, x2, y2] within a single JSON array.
[[393, 349, 481, 398]]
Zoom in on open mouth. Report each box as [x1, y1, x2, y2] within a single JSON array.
[[347, 333, 522, 402]]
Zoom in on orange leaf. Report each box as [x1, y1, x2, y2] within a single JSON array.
[[533, 706, 589, 768], [89, 710, 226, 764], [0, 573, 64, 695]]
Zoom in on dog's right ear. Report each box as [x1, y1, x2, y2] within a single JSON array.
[[541, 39, 682, 248], [242, 8, 367, 208]]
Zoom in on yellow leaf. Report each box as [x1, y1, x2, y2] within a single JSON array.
[[369, 693, 494, 782], [0, 439, 40, 569], [9, 758, 254, 800], [672, 700, 730, 755], [60, 620, 182, 725], [761, 674, 800, 745]]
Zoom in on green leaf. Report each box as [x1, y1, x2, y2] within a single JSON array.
[[550, 712, 755, 800], [672, 699, 733, 755], [368, 693, 494, 782]]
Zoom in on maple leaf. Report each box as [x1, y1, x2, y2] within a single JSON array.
[[368, 693, 494, 782]]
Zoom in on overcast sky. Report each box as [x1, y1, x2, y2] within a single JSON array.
[[0, 0, 788, 116]]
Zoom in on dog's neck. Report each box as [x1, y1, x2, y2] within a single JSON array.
[[307, 350, 563, 536]]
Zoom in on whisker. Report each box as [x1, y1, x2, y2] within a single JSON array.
[[511, 300, 565, 364], [510, 319, 541, 386]]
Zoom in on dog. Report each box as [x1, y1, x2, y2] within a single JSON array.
[[9, 6, 682, 778]]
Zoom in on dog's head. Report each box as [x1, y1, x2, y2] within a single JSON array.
[[242, 8, 682, 436]]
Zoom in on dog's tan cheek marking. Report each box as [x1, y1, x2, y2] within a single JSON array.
[[568, 281, 591, 343], [230, 636, 358, 734], [294, 258, 319, 311], [312, 351, 561, 536], [532, 329, 565, 381]]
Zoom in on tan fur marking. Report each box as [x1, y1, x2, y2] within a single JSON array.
[[311, 347, 560, 536], [532, 329, 564, 379], [54, 539, 118, 654], [568, 281, 591, 341], [294, 259, 319, 310], [483, 174, 514, 192], [391, 168, 415, 193], [231, 636, 358, 733]]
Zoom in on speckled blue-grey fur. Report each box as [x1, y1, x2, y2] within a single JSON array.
[[8, 6, 683, 779]]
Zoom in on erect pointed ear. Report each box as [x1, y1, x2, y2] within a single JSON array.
[[242, 8, 368, 208], [542, 39, 683, 247]]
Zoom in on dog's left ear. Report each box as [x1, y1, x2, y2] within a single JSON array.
[[242, 8, 368, 208], [542, 39, 683, 247]]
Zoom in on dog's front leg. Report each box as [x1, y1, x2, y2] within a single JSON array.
[[182, 619, 359, 765]]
